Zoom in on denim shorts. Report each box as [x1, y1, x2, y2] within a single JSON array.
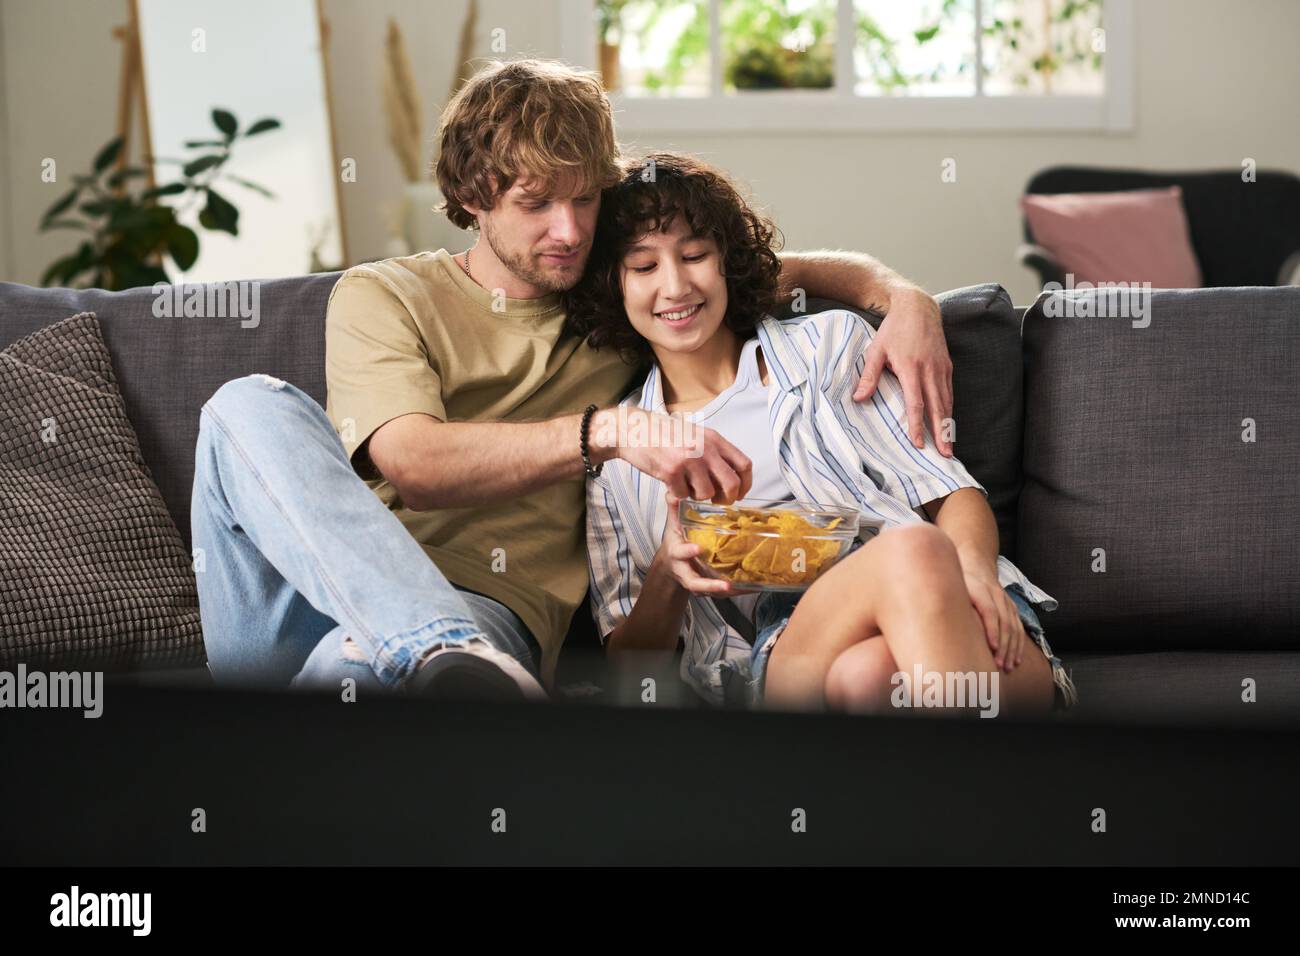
[[745, 581, 1079, 712]]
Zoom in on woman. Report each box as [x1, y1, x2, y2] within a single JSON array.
[[568, 153, 1078, 717]]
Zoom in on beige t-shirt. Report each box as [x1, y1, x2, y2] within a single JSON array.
[[324, 249, 642, 685]]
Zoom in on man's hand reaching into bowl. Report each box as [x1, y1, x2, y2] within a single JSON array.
[[591, 408, 753, 504]]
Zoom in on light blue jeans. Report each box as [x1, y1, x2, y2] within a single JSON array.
[[191, 374, 540, 693]]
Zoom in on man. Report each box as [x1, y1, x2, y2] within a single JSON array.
[[193, 58, 955, 701]]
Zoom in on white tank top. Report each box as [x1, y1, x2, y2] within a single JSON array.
[[679, 337, 793, 622]]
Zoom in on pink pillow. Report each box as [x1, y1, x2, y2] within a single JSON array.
[[1021, 186, 1202, 288]]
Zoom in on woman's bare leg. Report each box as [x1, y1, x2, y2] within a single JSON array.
[[763, 524, 1055, 716], [825, 626, 1054, 717], [763, 524, 945, 710], [823, 637, 897, 714]]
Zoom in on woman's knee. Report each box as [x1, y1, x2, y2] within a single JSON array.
[[824, 640, 898, 713], [873, 523, 959, 568], [831, 523, 956, 594], [864, 524, 967, 611]]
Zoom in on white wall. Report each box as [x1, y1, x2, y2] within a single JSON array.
[[1, 0, 136, 289], [0, 0, 340, 288], [0, 3, 10, 282], [4, 0, 1299, 305], [319, 0, 563, 265]]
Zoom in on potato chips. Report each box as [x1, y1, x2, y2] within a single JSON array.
[[683, 505, 848, 588]]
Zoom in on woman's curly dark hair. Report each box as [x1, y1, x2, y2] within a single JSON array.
[[563, 151, 783, 366]]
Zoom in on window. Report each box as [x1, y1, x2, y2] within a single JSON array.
[[559, 0, 1133, 131]]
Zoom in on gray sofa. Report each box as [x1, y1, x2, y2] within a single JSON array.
[[2, 273, 1297, 726]]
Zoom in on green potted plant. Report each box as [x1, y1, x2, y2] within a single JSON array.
[[39, 108, 280, 291]]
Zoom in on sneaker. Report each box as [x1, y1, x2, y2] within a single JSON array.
[[404, 637, 547, 703]]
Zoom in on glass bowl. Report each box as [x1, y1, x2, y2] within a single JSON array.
[[679, 498, 861, 593]]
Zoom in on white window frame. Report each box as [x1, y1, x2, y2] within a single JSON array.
[[559, 0, 1134, 133]]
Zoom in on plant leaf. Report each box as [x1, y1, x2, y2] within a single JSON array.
[[225, 174, 275, 198], [184, 139, 227, 148], [201, 187, 239, 235], [244, 118, 281, 136], [106, 166, 150, 188], [183, 154, 224, 177], [166, 223, 200, 270], [40, 219, 90, 232], [41, 241, 96, 287], [108, 204, 155, 234], [109, 261, 171, 292], [42, 187, 81, 223], [212, 108, 238, 138], [93, 137, 125, 173], [141, 182, 188, 199], [41, 253, 81, 286]]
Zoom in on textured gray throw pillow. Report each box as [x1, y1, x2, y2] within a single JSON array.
[[0, 312, 203, 669]]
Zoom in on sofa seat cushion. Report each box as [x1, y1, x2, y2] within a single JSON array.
[[1064, 651, 1300, 726], [0, 312, 203, 670]]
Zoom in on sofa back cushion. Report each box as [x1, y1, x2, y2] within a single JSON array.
[[1, 277, 1027, 568], [0, 274, 341, 546], [1018, 286, 1300, 650], [779, 284, 1026, 556]]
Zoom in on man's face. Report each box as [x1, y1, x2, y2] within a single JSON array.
[[471, 176, 600, 295]]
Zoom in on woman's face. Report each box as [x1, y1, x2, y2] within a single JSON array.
[[618, 216, 729, 356]]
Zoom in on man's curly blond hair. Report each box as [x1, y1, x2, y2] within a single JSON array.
[[435, 59, 624, 230]]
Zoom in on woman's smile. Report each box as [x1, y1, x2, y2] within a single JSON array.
[[657, 302, 704, 327]]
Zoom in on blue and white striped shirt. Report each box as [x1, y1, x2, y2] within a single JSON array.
[[585, 309, 1057, 705]]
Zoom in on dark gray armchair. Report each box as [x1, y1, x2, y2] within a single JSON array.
[[1017, 165, 1300, 289]]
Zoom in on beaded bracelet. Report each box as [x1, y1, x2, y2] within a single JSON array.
[[580, 403, 602, 478]]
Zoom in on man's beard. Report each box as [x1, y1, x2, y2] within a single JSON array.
[[480, 217, 587, 293]]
